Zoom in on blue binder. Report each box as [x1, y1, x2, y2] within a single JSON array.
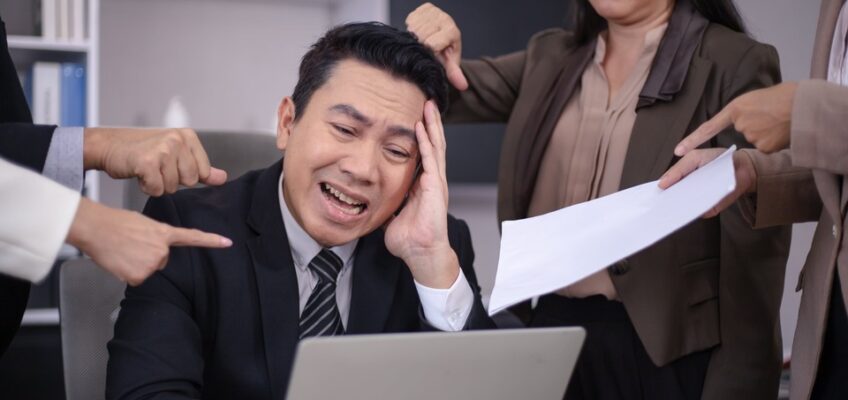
[[60, 63, 86, 126]]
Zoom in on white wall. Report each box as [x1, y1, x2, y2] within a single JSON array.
[[100, 0, 330, 133], [735, 0, 822, 359], [97, 0, 387, 208]]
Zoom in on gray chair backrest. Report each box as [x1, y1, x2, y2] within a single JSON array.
[[124, 130, 280, 211], [59, 258, 125, 400]]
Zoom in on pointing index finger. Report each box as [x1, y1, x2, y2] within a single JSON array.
[[167, 226, 233, 248], [675, 104, 734, 156]]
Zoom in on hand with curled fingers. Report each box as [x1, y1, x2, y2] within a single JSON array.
[[658, 148, 758, 218], [66, 197, 232, 286], [83, 127, 228, 196], [384, 100, 459, 289], [406, 2, 468, 91]]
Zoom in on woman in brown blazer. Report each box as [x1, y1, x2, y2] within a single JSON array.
[[407, 0, 791, 399], [663, 0, 848, 398]]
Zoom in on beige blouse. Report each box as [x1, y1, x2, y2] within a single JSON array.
[[527, 23, 668, 300]]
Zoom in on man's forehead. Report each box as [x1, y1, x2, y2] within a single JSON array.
[[319, 59, 426, 117]]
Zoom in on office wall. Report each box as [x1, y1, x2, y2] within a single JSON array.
[[97, 0, 387, 208], [100, 0, 328, 132], [735, 0, 822, 359]]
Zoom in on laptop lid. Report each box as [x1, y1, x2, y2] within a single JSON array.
[[286, 327, 585, 400]]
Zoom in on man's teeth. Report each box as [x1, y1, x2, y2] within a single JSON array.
[[324, 183, 364, 207]]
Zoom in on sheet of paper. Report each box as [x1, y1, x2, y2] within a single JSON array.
[[488, 146, 737, 315]]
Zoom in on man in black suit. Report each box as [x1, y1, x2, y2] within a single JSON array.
[[106, 22, 496, 399]]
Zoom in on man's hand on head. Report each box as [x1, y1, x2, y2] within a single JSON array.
[[384, 101, 459, 289], [66, 197, 232, 286], [674, 82, 798, 156], [82, 127, 228, 196], [406, 2, 468, 91]]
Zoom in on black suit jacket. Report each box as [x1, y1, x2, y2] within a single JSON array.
[[106, 161, 495, 399], [0, 17, 59, 358]]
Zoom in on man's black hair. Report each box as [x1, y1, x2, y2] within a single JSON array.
[[291, 22, 448, 120]]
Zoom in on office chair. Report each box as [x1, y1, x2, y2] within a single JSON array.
[[59, 258, 125, 400], [124, 130, 281, 211]]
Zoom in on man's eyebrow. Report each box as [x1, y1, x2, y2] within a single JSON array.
[[387, 125, 416, 141], [329, 103, 416, 142], [328, 104, 373, 126]]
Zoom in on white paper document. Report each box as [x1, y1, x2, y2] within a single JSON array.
[[488, 146, 737, 315]]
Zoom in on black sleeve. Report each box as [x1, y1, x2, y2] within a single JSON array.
[[0, 17, 54, 360], [0, 123, 59, 171], [1, 18, 58, 171], [0, 277, 30, 358], [0, 19, 33, 125], [105, 196, 204, 400]]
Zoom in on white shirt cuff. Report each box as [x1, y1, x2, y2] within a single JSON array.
[[414, 269, 474, 331], [0, 158, 81, 283]]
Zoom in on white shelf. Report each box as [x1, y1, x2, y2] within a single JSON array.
[[7, 35, 91, 52], [21, 308, 60, 326]]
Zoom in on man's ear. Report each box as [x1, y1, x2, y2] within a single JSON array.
[[276, 97, 296, 151]]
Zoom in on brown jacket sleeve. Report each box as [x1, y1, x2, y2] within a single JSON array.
[[790, 79, 848, 175], [738, 149, 821, 228], [444, 50, 526, 124]]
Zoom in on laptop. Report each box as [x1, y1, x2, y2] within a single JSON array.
[[285, 327, 585, 400]]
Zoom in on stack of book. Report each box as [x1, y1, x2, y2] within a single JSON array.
[[0, 0, 88, 41], [41, 0, 88, 41], [20, 62, 87, 126]]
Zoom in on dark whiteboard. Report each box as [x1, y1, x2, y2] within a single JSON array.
[[390, 0, 573, 183]]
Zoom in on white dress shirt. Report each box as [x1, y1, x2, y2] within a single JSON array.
[[277, 174, 473, 331]]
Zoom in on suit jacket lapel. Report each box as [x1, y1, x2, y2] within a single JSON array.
[[620, 56, 712, 189], [811, 0, 846, 79], [346, 228, 401, 334], [245, 161, 301, 400], [620, 1, 710, 189], [810, 0, 847, 220]]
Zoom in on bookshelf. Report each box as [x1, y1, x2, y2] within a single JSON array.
[[7, 35, 91, 52], [6, 0, 100, 326], [7, 0, 100, 202]]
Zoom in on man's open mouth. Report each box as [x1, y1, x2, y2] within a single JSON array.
[[321, 182, 367, 215]]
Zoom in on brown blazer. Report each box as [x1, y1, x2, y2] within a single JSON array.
[[445, 2, 791, 399], [743, 0, 848, 399]]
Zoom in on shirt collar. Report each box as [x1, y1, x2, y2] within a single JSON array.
[[594, 23, 669, 66], [278, 173, 358, 271]]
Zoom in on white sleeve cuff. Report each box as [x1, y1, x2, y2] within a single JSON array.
[[414, 269, 474, 331], [0, 158, 81, 282]]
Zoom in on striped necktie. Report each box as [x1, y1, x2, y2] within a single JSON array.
[[299, 249, 345, 339]]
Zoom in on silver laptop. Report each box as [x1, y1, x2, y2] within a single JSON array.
[[285, 327, 585, 400]]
